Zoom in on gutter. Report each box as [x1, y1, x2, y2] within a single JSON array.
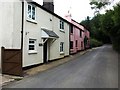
[[21, 1, 24, 50]]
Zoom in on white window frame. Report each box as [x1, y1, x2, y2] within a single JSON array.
[[27, 4, 36, 22], [60, 42, 64, 53], [60, 20, 64, 31], [28, 39, 37, 54]]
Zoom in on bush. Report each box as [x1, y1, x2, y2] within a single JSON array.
[[90, 38, 103, 48], [112, 37, 120, 53]]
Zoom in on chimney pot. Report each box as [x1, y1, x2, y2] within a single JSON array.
[[43, 0, 54, 13]]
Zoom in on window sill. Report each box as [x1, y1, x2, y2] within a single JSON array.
[[60, 29, 65, 33], [26, 19, 37, 24], [60, 52, 64, 55], [28, 51, 38, 54]]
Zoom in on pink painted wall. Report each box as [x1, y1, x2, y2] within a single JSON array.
[[70, 27, 83, 54]]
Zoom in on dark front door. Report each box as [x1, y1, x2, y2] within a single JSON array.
[[43, 39, 47, 63]]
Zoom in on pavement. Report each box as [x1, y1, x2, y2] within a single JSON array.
[[2, 45, 118, 88], [1, 48, 90, 87]]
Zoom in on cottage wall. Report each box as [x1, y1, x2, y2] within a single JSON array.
[[23, 1, 69, 67]]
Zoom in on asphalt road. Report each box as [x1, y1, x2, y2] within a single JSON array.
[[3, 45, 118, 88]]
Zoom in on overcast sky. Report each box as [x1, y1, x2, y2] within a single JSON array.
[[33, 0, 119, 22]]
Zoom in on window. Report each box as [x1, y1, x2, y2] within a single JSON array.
[[70, 41, 73, 49], [60, 42, 64, 52], [76, 40, 78, 47], [81, 41, 83, 48], [29, 39, 36, 51], [70, 26, 73, 33], [60, 20, 64, 30], [80, 30, 82, 37], [27, 4, 36, 20]]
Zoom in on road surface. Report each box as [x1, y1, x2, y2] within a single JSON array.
[[3, 45, 118, 88]]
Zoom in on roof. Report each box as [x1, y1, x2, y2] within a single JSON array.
[[72, 19, 89, 31], [26, 0, 71, 24], [25, 0, 85, 32], [42, 28, 59, 38], [72, 19, 81, 25]]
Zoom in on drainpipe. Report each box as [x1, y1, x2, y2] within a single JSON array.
[[21, 0, 24, 72], [21, 1, 24, 50], [69, 24, 71, 55]]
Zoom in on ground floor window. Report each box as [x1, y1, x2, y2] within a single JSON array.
[[60, 42, 64, 52], [76, 40, 78, 47], [70, 41, 73, 49], [81, 41, 83, 48], [29, 39, 36, 51]]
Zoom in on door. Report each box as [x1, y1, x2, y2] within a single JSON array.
[[43, 39, 47, 63]]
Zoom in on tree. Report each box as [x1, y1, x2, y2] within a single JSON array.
[[88, 0, 120, 52], [112, 4, 120, 52], [81, 16, 91, 32], [90, 0, 113, 15]]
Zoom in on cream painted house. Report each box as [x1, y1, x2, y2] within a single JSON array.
[[1, 0, 70, 68]]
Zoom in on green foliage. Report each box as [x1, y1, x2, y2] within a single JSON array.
[[81, 15, 111, 44], [100, 10, 114, 36], [112, 4, 120, 53], [112, 37, 120, 53], [90, 38, 103, 47], [81, 2, 120, 52], [90, 0, 112, 14], [81, 16, 91, 31], [100, 4, 120, 52], [90, 1, 109, 9]]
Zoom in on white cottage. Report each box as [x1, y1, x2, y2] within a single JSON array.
[[1, 0, 70, 72]]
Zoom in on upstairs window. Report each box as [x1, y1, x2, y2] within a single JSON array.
[[60, 20, 64, 30], [70, 26, 73, 33], [80, 30, 82, 37], [27, 4, 36, 20]]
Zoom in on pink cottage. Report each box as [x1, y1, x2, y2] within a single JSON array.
[[65, 14, 90, 54]]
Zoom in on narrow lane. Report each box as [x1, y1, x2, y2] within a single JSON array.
[[3, 45, 118, 88]]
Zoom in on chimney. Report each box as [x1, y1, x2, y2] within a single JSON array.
[[65, 10, 72, 22], [43, 0, 54, 13]]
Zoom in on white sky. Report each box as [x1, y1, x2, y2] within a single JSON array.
[[33, 0, 119, 22]]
